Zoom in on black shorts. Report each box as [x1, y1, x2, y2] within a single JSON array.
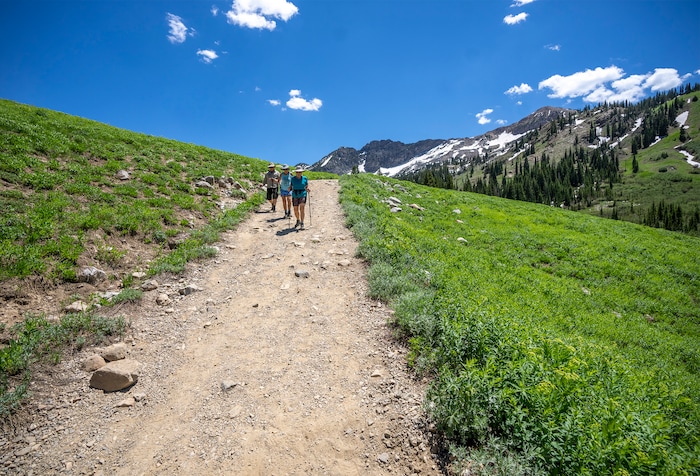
[[292, 196, 307, 206], [266, 188, 279, 200]]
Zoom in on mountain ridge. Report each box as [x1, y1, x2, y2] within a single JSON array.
[[309, 106, 574, 176]]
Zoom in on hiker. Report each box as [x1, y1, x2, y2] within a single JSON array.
[[262, 163, 280, 212], [289, 167, 310, 229], [278, 164, 293, 218]]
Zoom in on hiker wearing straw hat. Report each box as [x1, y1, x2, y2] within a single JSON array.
[[289, 167, 310, 230], [262, 163, 280, 212], [279, 165, 293, 218]]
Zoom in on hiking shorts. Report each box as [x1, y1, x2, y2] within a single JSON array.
[[266, 188, 279, 200], [280, 189, 292, 197], [292, 196, 307, 206]]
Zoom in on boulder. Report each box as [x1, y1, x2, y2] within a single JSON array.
[[89, 359, 141, 392]]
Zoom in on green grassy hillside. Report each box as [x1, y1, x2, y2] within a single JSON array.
[[612, 94, 700, 225], [339, 173, 699, 475], [0, 99, 272, 283]]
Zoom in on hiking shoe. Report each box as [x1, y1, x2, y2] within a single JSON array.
[[300, 222, 305, 230], [272, 204, 276, 212], [294, 220, 300, 228]]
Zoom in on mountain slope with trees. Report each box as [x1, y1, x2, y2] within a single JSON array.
[[405, 84, 700, 235]]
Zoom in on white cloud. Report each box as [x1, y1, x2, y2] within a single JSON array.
[[476, 109, 493, 125], [166, 13, 191, 44], [511, 0, 535, 6], [538, 66, 686, 104], [546, 44, 561, 51], [538, 66, 625, 99], [286, 90, 322, 111], [643, 68, 683, 92], [197, 49, 218, 64], [505, 83, 533, 95], [268, 99, 281, 106], [496, 119, 508, 125], [226, 0, 298, 31], [211, 6, 219, 16], [504, 12, 528, 25]]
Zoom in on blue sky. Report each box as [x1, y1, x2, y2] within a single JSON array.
[[1, 0, 699, 166]]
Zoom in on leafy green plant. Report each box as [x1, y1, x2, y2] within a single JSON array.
[[96, 243, 125, 265], [339, 173, 700, 475], [110, 288, 143, 305]]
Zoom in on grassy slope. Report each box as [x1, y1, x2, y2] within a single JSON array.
[[612, 95, 700, 223], [339, 173, 699, 475], [0, 98, 268, 282]]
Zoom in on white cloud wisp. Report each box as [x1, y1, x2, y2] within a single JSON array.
[[166, 13, 191, 44], [226, 0, 299, 30], [505, 83, 533, 95], [476, 109, 494, 125], [197, 49, 218, 64], [286, 90, 322, 111], [511, 0, 535, 6], [504, 12, 528, 25]]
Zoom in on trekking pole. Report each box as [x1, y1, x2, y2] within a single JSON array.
[[307, 192, 311, 227]]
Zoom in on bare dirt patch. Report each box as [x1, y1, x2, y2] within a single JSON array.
[[1, 180, 444, 475]]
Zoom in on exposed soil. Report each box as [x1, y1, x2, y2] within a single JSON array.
[[1, 180, 445, 475]]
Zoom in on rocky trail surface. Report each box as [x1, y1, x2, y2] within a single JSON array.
[[1, 180, 443, 475]]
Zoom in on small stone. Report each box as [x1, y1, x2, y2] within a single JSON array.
[[83, 354, 106, 372], [78, 266, 107, 284], [221, 381, 238, 391], [295, 270, 310, 278], [141, 279, 159, 291], [377, 453, 389, 464], [179, 284, 202, 296], [115, 397, 136, 408], [100, 342, 128, 362], [65, 300, 88, 313]]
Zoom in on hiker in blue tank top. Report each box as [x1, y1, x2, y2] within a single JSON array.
[[278, 164, 293, 218], [289, 167, 309, 230]]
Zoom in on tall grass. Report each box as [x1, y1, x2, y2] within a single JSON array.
[[0, 98, 266, 282], [339, 173, 700, 475]]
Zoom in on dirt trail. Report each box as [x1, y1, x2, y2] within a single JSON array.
[[2, 180, 441, 475]]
